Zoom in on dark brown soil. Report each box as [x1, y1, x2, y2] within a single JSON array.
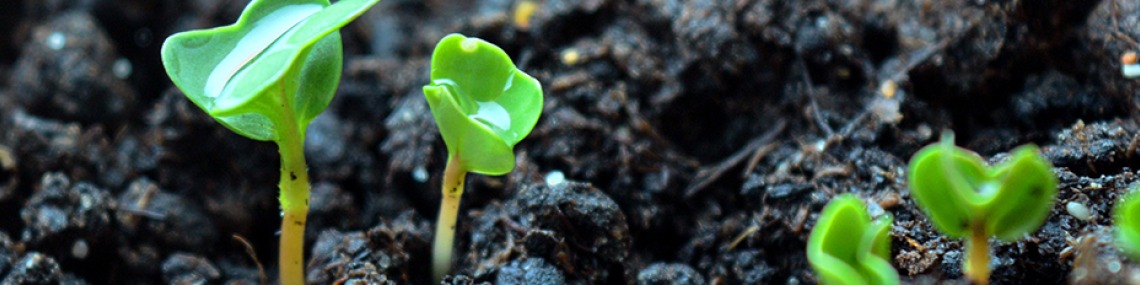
[[1, 0, 1139, 284]]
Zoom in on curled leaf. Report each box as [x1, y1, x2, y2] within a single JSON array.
[[162, 0, 380, 141], [424, 34, 543, 175], [807, 194, 899, 285]]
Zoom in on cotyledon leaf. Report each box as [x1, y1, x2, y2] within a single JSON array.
[[907, 132, 1057, 242], [162, 0, 381, 141], [807, 194, 898, 285], [423, 34, 544, 175]]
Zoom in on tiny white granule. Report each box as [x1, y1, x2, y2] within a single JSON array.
[[113, 58, 133, 79], [1066, 201, 1092, 221], [1124, 64, 1140, 79], [47, 32, 65, 50], [413, 165, 428, 183], [71, 239, 89, 259], [545, 170, 565, 186]]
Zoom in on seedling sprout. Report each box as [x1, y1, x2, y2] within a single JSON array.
[[160, 0, 380, 283], [807, 194, 898, 285], [907, 132, 1057, 285], [423, 33, 543, 282]]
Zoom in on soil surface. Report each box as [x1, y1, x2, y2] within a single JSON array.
[[1, 0, 1139, 284]]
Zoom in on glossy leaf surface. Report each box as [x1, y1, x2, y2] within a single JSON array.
[[424, 34, 543, 175], [162, 0, 380, 141], [807, 194, 899, 285]]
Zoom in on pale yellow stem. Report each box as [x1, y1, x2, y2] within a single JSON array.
[[276, 86, 311, 285], [433, 156, 467, 284], [965, 228, 990, 285]]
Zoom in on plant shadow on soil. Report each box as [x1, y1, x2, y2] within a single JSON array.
[[1, 0, 1140, 284]]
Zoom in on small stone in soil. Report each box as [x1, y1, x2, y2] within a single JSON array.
[[117, 177, 217, 250], [496, 257, 566, 285], [3, 252, 63, 284], [512, 181, 632, 281], [441, 275, 490, 285], [637, 263, 704, 285], [306, 211, 430, 284], [21, 172, 113, 244], [11, 11, 136, 123], [70, 239, 88, 260]]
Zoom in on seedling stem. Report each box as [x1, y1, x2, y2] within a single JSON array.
[[967, 225, 989, 285], [276, 89, 311, 285], [907, 132, 1056, 285], [433, 154, 467, 283], [160, 0, 383, 283], [422, 33, 543, 283]]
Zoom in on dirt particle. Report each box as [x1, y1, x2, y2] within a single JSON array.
[[161, 253, 220, 284], [637, 263, 704, 285], [12, 12, 136, 123], [4, 252, 63, 284], [496, 258, 566, 285]]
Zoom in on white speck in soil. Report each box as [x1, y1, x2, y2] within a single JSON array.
[[113, 58, 132, 79], [46, 32, 65, 50], [1066, 201, 1092, 221], [865, 198, 885, 217], [80, 195, 93, 209], [813, 140, 826, 152], [787, 276, 800, 285], [413, 166, 428, 183], [71, 239, 88, 259], [1072, 267, 1088, 282], [545, 170, 565, 186], [917, 124, 933, 140], [1109, 258, 1122, 273], [1124, 64, 1140, 79]]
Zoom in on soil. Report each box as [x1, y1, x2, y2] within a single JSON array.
[[0, 0, 1139, 284]]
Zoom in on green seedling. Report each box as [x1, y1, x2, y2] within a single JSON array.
[[907, 132, 1057, 285], [160, 0, 380, 283], [807, 194, 898, 285], [423, 33, 543, 282], [1115, 187, 1140, 260]]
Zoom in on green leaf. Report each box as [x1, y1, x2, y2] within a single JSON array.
[[907, 132, 1057, 241], [161, 0, 380, 141], [987, 145, 1058, 241], [860, 214, 897, 285], [807, 194, 899, 285], [907, 133, 987, 239], [1116, 187, 1140, 260], [424, 34, 544, 175]]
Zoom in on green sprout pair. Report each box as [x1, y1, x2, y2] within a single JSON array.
[[160, 0, 380, 283], [422, 34, 543, 282], [907, 132, 1057, 285], [807, 194, 898, 285]]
